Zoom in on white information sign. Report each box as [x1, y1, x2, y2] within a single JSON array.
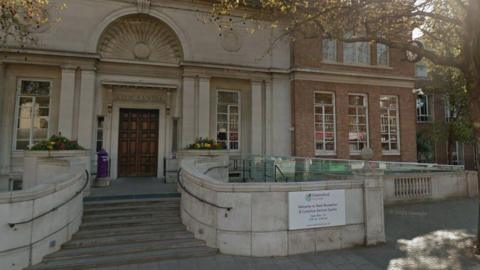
[[288, 190, 346, 230]]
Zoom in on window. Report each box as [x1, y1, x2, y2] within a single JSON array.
[[415, 64, 428, 78], [451, 141, 464, 165], [376, 43, 389, 66], [15, 80, 51, 150], [96, 116, 104, 152], [216, 90, 240, 151], [380, 96, 400, 153], [343, 33, 370, 65], [416, 95, 433, 122], [314, 92, 336, 155], [322, 39, 337, 62], [348, 94, 369, 154], [444, 97, 457, 122]]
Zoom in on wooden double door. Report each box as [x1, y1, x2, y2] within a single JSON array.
[[118, 109, 159, 177]]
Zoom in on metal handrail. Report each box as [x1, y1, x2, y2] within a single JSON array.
[[177, 168, 232, 211], [8, 170, 90, 228]]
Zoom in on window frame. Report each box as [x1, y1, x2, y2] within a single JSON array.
[[215, 89, 241, 152], [314, 91, 337, 156], [322, 39, 337, 63], [13, 78, 53, 151], [416, 94, 433, 123], [376, 43, 390, 66], [348, 93, 369, 155], [343, 34, 371, 65], [379, 95, 401, 155]]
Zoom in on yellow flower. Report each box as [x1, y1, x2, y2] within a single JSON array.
[[205, 143, 211, 148]]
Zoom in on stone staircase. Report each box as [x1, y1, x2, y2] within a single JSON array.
[[29, 197, 217, 270]]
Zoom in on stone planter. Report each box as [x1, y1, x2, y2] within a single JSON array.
[[23, 150, 91, 189], [165, 150, 229, 183]]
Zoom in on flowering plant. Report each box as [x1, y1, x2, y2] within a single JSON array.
[[29, 135, 84, 151], [186, 137, 225, 150]]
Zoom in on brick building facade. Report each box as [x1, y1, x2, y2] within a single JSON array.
[[291, 36, 417, 161]]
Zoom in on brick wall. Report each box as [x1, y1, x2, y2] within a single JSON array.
[[292, 80, 417, 162]]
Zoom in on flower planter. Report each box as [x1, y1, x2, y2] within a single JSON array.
[[23, 150, 91, 189]]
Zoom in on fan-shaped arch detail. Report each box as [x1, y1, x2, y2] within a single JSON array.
[[98, 14, 183, 64]]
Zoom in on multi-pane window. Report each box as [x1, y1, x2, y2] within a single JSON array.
[[343, 33, 370, 65], [322, 39, 337, 62], [314, 92, 336, 155], [376, 43, 389, 66], [444, 97, 457, 122], [96, 116, 105, 152], [15, 80, 51, 150], [451, 141, 465, 165], [216, 90, 240, 151], [416, 95, 432, 122], [380, 96, 400, 153], [348, 94, 369, 154]]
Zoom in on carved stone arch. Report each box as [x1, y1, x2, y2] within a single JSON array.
[[97, 14, 183, 64]]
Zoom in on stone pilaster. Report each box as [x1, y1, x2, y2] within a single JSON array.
[[363, 174, 386, 245], [197, 76, 210, 139], [264, 80, 273, 156], [182, 76, 196, 147], [58, 65, 77, 139], [0, 62, 9, 174], [251, 80, 263, 155], [77, 68, 96, 150]]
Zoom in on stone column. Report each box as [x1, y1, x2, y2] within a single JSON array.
[[271, 75, 292, 156], [251, 80, 263, 155], [182, 76, 196, 147], [77, 69, 96, 150], [363, 174, 386, 245], [198, 76, 210, 138], [58, 65, 77, 138]]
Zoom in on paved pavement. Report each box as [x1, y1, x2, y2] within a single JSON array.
[[96, 198, 479, 270]]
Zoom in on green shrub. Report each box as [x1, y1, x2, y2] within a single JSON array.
[[30, 135, 84, 151]]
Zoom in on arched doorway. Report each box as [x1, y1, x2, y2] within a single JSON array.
[[96, 14, 183, 179]]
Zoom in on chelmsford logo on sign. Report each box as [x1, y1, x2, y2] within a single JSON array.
[[288, 190, 346, 230]]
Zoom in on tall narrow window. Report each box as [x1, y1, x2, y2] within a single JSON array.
[[343, 33, 370, 65], [15, 80, 51, 150], [322, 39, 337, 62], [380, 96, 400, 153], [314, 92, 336, 155], [451, 141, 464, 165], [96, 116, 104, 152], [217, 90, 240, 151], [416, 95, 432, 122], [376, 43, 389, 66], [348, 94, 369, 154]]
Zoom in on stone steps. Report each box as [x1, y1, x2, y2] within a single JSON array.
[[28, 246, 217, 270], [64, 230, 194, 249], [28, 197, 216, 270], [82, 209, 179, 222]]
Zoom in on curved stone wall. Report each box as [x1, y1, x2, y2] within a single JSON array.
[[0, 172, 87, 270], [179, 158, 385, 257]]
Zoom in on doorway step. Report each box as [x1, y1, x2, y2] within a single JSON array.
[[27, 197, 217, 270]]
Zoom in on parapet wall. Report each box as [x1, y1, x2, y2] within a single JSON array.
[[179, 158, 385, 256], [0, 151, 90, 270]]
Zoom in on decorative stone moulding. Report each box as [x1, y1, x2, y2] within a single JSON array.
[[220, 30, 242, 52], [98, 14, 183, 63], [137, 0, 151, 13]]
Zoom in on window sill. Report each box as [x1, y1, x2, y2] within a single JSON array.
[[382, 151, 401, 156], [321, 61, 393, 70], [315, 151, 336, 156]]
